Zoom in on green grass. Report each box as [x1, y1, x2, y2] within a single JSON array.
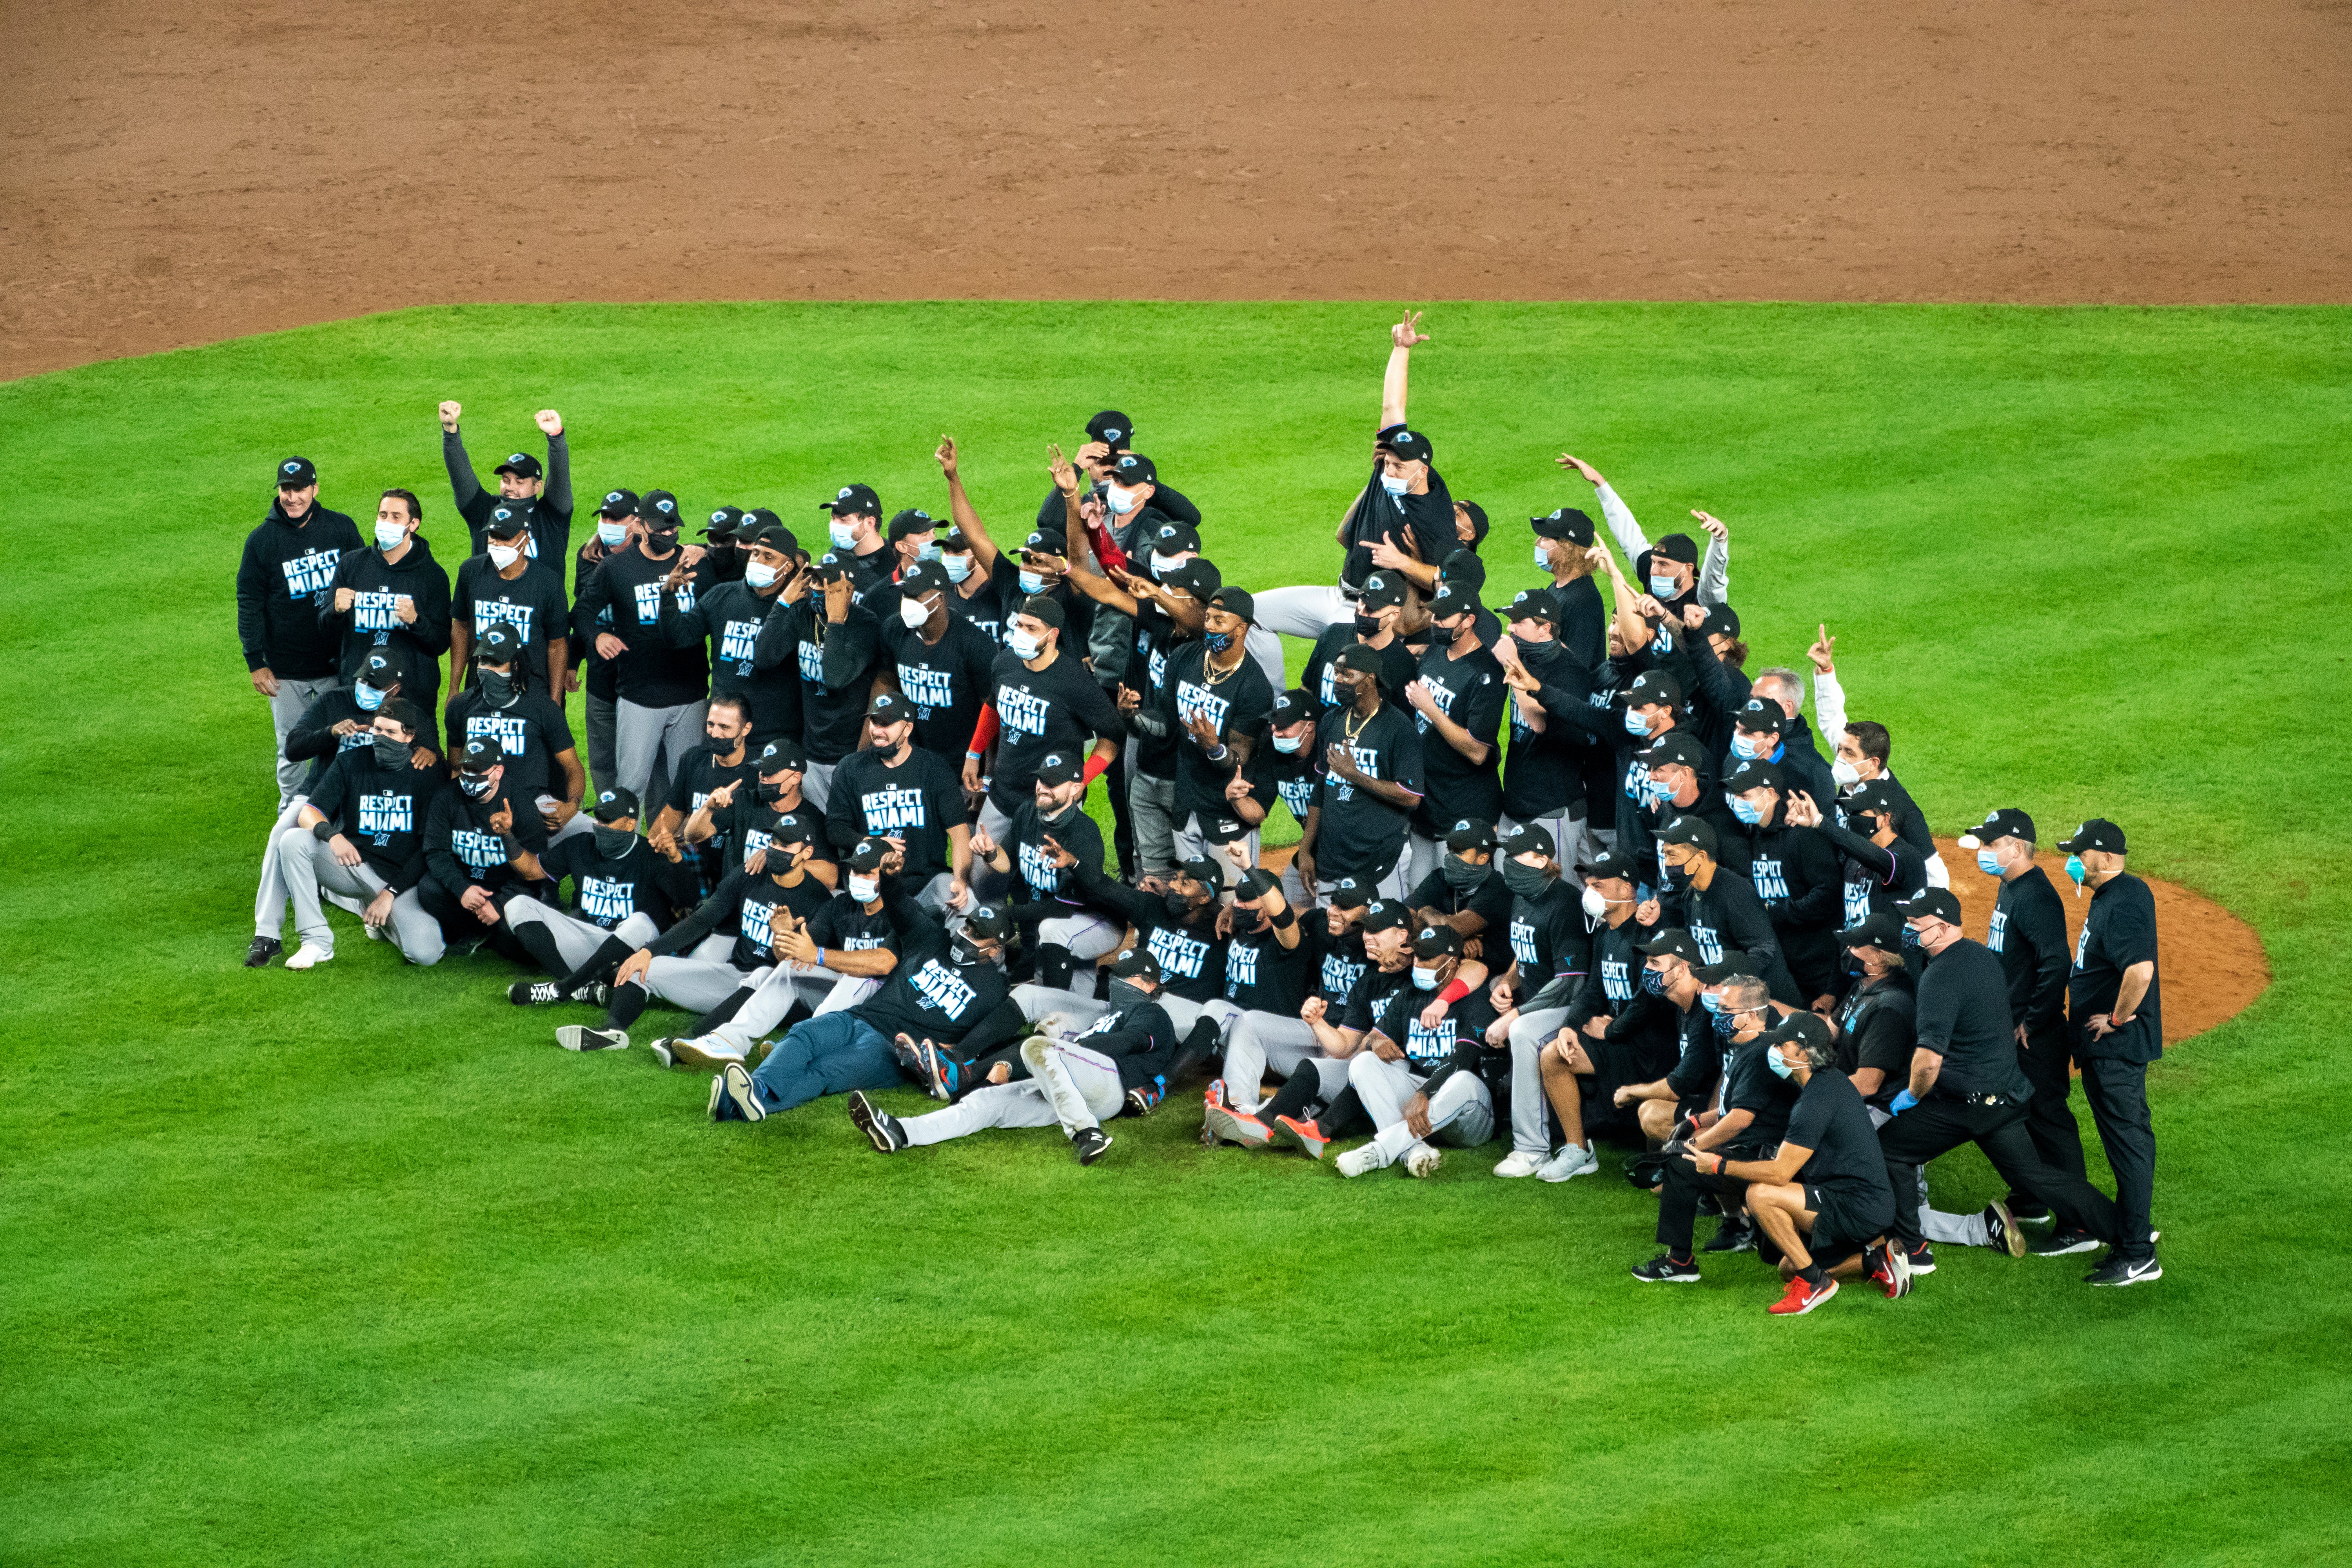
[[3, 302, 2348, 1566]]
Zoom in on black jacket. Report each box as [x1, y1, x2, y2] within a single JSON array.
[[321, 535, 454, 704], [236, 501, 363, 678]]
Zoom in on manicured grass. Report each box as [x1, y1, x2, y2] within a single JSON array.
[[2, 302, 2347, 1566]]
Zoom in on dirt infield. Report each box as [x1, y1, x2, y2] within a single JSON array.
[[5, 0, 2348, 379]]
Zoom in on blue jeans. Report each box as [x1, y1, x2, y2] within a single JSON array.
[[745, 1011, 902, 1115]]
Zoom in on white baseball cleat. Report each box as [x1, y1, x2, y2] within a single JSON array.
[[1404, 1144, 1444, 1179], [1493, 1150, 1546, 1178], [283, 943, 332, 971], [1334, 1144, 1385, 1179], [1538, 1143, 1600, 1183]]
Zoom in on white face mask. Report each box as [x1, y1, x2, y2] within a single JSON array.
[[1106, 483, 1140, 515], [828, 517, 860, 550], [1831, 759, 1863, 789], [1007, 629, 1043, 660], [745, 560, 780, 589], [849, 875, 879, 902], [1381, 473, 1411, 496], [488, 542, 521, 571], [374, 521, 408, 551], [899, 596, 932, 628], [1150, 552, 1185, 578], [941, 553, 973, 583], [597, 519, 630, 548], [1581, 886, 1610, 919]]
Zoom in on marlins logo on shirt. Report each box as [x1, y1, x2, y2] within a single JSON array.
[[281, 550, 339, 600], [1330, 743, 1383, 804]]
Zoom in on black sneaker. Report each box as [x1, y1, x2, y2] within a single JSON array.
[[570, 981, 612, 1007], [2085, 1252, 2162, 1287], [1983, 1200, 2025, 1257], [555, 1026, 628, 1053], [2031, 1227, 2102, 1257], [1125, 1077, 1166, 1118], [1903, 1240, 1936, 1275], [1704, 1217, 1757, 1253], [1631, 1253, 1702, 1283], [509, 980, 563, 1006], [890, 1033, 927, 1077], [1070, 1126, 1113, 1165], [243, 935, 283, 969], [847, 1091, 906, 1153]]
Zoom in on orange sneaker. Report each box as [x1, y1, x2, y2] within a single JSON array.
[[1767, 1275, 1840, 1316], [1275, 1115, 1330, 1161]]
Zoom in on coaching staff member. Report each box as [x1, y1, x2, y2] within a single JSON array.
[[2055, 818, 2164, 1286], [238, 455, 363, 810], [1958, 807, 2080, 1222]]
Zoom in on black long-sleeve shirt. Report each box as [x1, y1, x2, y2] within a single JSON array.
[[321, 536, 454, 708], [444, 427, 573, 566], [1669, 865, 1800, 1005], [236, 502, 363, 677], [1989, 866, 2071, 1040], [575, 544, 710, 709]]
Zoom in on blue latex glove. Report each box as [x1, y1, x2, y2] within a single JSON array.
[[1888, 1089, 1919, 1116]]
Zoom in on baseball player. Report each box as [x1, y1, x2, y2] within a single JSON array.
[[775, 555, 887, 811], [965, 751, 1123, 990], [438, 402, 571, 565], [811, 483, 897, 602], [573, 490, 642, 796], [449, 504, 569, 697], [1334, 923, 1504, 1178], [1294, 643, 1426, 901], [1298, 572, 1416, 717], [931, 437, 1018, 647], [661, 518, 801, 751], [502, 786, 699, 1000], [876, 559, 1000, 766], [825, 691, 972, 915], [1518, 849, 1673, 1173], [647, 693, 761, 892], [1028, 410, 1201, 535], [1655, 814, 1802, 1005], [1490, 588, 1609, 881], [443, 622, 586, 842], [273, 697, 446, 969], [1785, 779, 1928, 934], [1956, 807, 2078, 1223], [1483, 824, 1596, 1179], [1159, 586, 1274, 873], [417, 736, 553, 962], [962, 598, 1124, 851], [238, 454, 364, 811], [1526, 507, 1610, 670], [1605, 928, 1724, 1148], [1210, 880, 1383, 1122], [1723, 758, 1845, 1007], [321, 488, 453, 715], [572, 492, 710, 806], [682, 739, 829, 879]]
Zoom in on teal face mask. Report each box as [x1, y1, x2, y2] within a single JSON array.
[[1766, 1047, 1795, 1080], [1726, 793, 1762, 826], [2065, 853, 2087, 886]]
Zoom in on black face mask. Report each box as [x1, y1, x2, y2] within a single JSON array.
[[1163, 890, 1200, 920], [757, 779, 790, 805], [592, 824, 637, 860], [1499, 858, 1553, 899], [1352, 613, 1382, 638], [645, 527, 681, 555], [459, 773, 495, 801], [950, 933, 995, 968], [479, 668, 519, 706], [1108, 978, 1152, 1013], [1442, 854, 1488, 892], [370, 734, 411, 769]]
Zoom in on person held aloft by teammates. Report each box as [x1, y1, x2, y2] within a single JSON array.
[[247, 648, 441, 968], [648, 693, 763, 893], [550, 808, 834, 1056], [851, 945, 1183, 1167], [1334, 922, 1506, 1180], [1723, 757, 1844, 1009], [966, 751, 1123, 989], [1398, 585, 1506, 885], [274, 696, 448, 970], [503, 785, 701, 1004], [2051, 818, 2165, 1285], [1158, 584, 1275, 874], [876, 559, 1000, 773], [1525, 848, 1679, 1178], [1630, 962, 1803, 1281], [1876, 888, 2127, 1279], [1489, 587, 1609, 881], [1483, 824, 1598, 1181], [322, 487, 453, 715], [419, 736, 554, 962], [1956, 807, 2078, 1227], [826, 691, 973, 918], [238, 454, 365, 812], [437, 401, 571, 565], [1294, 642, 1426, 902], [1710, 1012, 1908, 1317], [1786, 777, 1927, 935], [1656, 814, 1802, 1005], [1206, 876, 1387, 1131], [810, 482, 897, 603], [1258, 311, 1455, 641], [574, 488, 709, 806], [573, 489, 642, 796], [963, 595, 1124, 858], [1607, 928, 1723, 1150], [450, 504, 569, 701], [444, 623, 588, 845], [651, 837, 907, 1072], [660, 517, 802, 755], [770, 547, 886, 812]]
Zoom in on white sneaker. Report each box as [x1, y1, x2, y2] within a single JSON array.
[[360, 922, 382, 942], [1538, 1143, 1600, 1183], [1404, 1144, 1444, 1179], [283, 943, 332, 971], [1493, 1150, 1546, 1178], [1335, 1144, 1386, 1179]]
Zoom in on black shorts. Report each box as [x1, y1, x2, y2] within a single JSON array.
[[1807, 1184, 1894, 1266]]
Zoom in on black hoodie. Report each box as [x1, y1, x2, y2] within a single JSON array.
[[322, 534, 454, 710], [236, 500, 363, 678]]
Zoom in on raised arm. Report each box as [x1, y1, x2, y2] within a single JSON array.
[[1693, 510, 1729, 605], [1558, 453, 1649, 565], [439, 401, 481, 512], [1381, 309, 1427, 429], [935, 436, 1001, 575]]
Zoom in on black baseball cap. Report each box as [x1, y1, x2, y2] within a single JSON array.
[[1653, 532, 1700, 566], [1691, 950, 1757, 985], [1359, 898, 1412, 934], [1333, 642, 1385, 677], [641, 491, 683, 529], [1086, 411, 1134, 450], [1760, 1011, 1834, 1054], [2056, 819, 2127, 855], [1532, 506, 1596, 545], [1635, 927, 1703, 963], [1357, 573, 1408, 612], [1377, 425, 1434, 464], [486, 504, 531, 540], [1107, 945, 1162, 981], [458, 737, 502, 774], [1697, 603, 1741, 639], [1329, 876, 1374, 910], [1443, 818, 1497, 855], [821, 483, 881, 517], [1017, 595, 1065, 630], [1020, 529, 1070, 561], [1625, 670, 1683, 708], [963, 904, 1013, 942], [276, 456, 317, 487], [1209, 586, 1256, 625], [1639, 731, 1708, 773], [768, 810, 820, 849], [357, 650, 406, 690], [1109, 453, 1158, 488], [744, 521, 797, 555], [1412, 923, 1466, 961], [1427, 586, 1475, 623], [1721, 758, 1784, 795], [590, 787, 640, 823], [1958, 808, 2038, 848], [1147, 521, 1201, 557], [1734, 696, 1787, 737], [1441, 550, 1487, 593], [1581, 847, 1637, 883], [866, 691, 911, 723], [1236, 867, 1281, 901], [1843, 780, 1902, 820], [1498, 822, 1555, 860], [1455, 501, 1489, 546], [1175, 852, 1225, 890], [849, 837, 889, 873], [898, 561, 948, 599], [813, 552, 854, 585], [704, 505, 746, 540], [1270, 690, 1314, 727], [1164, 560, 1223, 601], [495, 451, 543, 479], [1897, 887, 1965, 925], [476, 622, 524, 665], [1506, 589, 1560, 625], [1033, 750, 1084, 788], [1658, 815, 1720, 856], [597, 488, 641, 519], [887, 508, 940, 542], [757, 739, 808, 773], [1836, 911, 1904, 952]]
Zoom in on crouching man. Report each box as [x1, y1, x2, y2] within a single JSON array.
[[277, 697, 446, 968]]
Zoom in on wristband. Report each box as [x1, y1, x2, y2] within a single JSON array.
[[965, 751, 983, 762], [1437, 977, 1472, 1005], [1269, 903, 1296, 930], [312, 820, 339, 842]]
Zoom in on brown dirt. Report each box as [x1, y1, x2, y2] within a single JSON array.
[[6, 0, 2350, 381]]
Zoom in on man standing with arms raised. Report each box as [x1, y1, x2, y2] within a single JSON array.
[[439, 402, 571, 566], [238, 455, 363, 811]]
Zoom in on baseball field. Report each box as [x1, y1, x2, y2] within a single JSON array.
[[7, 0, 2350, 1562]]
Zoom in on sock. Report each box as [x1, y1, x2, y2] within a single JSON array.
[[1165, 1019, 1221, 1087], [1033, 943, 1074, 993], [607, 981, 652, 1031], [557, 935, 636, 995], [692, 985, 756, 1035], [513, 921, 566, 974], [1800, 1262, 1827, 1286]]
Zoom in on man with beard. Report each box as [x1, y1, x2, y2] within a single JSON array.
[[1295, 644, 1426, 902], [238, 453, 364, 810], [438, 402, 571, 566], [575, 492, 710, 805], [1722, 757, 1843, 1008], [444, 623, 586, 843], [323, 488, 453, 715], [449, 503, 568, 697]]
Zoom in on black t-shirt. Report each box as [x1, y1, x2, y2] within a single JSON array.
[[424, 778, 551, 900], [1161, 640, 1275, 828], [825, 746, 962, 882], [1357, 975, 1499, 1078], [647, 864, 833, 971], [989, 554, 1094, 655], [708, 792, 811, 875], [538, 833, 699, 931], [452, 556, 570, 695], [1303, 625, 1417, 718], [1915, 938, 2031, 1099], [1718, 1035, 1800, 1152], [1250, 740, 1317, 833], [1784, 1068, 1896, 1220], [662, 578, 799, 744], [576, 546, 709, 709], [1138, 909, 1228, 1003], [1316, 927, 1374, 1009], [284, 687, 389, 795], [985, 649, 1125, 815], [2071, 872, 2163, 1063], [1407, 862, 1513, 940], [783, 599, 886, 766], [1223, 916, 1319, 1016], [880, 612, 1002, 762], [1499, 639, 1593, 821], [942, 566, 1014, 649], [1340, 461, 1457, 592], [444, 688, 576, 802], [1504, 880, 1592, 1003], [1408, 641, 1506, 834], [1005, 801, 1108, 921], [1834, 971, 1918, 1107], [810, 891, 900, 964], [854, 892, 1011, 1045], [664, 740, 762, 882], [1570, 917, 1646, 1028], [307, 751, 436, 891], [1989, 866, 2072, 1039], [1120, 603, 1185, 780], [573, 543, 621, 702], [1551, 575, 1608, 673], [325, 539, 454, 707], [1310, 701, 1425, 882]]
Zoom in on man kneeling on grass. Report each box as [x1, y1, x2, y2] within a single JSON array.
[[846, 946, 1180, 1166]]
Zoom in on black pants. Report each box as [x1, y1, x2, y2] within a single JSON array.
[[1879, 1096, 2118, 1247], [417, 878, 533, 963], [2079, 1056, 2157, 1259], [2009, 1024, 2087, 1200], [1656, 1158, 1751, 1253]]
